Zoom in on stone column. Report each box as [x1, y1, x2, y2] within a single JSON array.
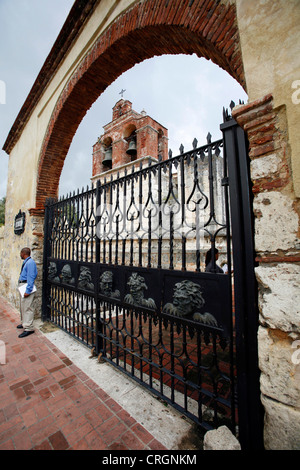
[[28, 209, 47, 319]]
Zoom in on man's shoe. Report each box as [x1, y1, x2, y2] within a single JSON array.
[[18, 330, 34, 338], [17, 324, 23, 329]]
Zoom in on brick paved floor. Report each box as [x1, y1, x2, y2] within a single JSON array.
[[0, 296, 167, 450]]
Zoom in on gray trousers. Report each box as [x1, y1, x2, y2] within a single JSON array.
[[18, 283, 36, 331]]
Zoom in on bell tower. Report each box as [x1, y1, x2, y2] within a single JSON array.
[[92, 99, 168, 179]]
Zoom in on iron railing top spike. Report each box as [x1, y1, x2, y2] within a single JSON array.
[[222, 106, 232, 122], [222, 106, 226, 122], [206, 132, 212, 144], [221, 100, 236, 123], [168, 149, 172, 159], [179, 143, 184, 154], [192, 138, 198, 149], [158, 154, 162, 162]]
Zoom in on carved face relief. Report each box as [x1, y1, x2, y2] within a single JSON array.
[[163, 279, 217, 326], [100, 271, 113, 296], [60, 264, 75, 284], [125, 272, 156, 309], [127, 273, 147, 297], [170, 280, 205, 316], [48, 262, 58, 279], [99, 271, 120, 298], [78, 267, 94, 290]]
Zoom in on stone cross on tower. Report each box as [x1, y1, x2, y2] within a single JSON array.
[[119, 89, 126, 98]]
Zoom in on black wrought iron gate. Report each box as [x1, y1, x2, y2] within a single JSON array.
[[42, 107, 263, 450]]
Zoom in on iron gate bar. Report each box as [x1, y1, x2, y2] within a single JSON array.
[[221, 116, 264, 450], [97, 298, 231, 431], [42, 133, 236, 433], [45, 259, 234, 430]]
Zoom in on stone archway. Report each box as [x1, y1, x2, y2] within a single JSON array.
[[35, 0, 245, 212], [1, 0, 299, 451]]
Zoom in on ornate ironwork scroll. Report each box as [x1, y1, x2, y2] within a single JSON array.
[[43, 129, 235, 434]]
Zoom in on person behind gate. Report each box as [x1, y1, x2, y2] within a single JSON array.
[[17, 247, 37, 338]]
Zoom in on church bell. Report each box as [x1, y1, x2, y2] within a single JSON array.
[[102, 146, 112, 167], [126, 139, 137, 156]]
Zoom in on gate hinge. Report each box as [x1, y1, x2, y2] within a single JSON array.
[[221, 177, 229, 186]]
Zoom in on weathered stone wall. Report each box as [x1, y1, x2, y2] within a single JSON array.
[[0, 211, 44, 318], [233, 0, 300, 447], [236, 0, 300, 197], [232, 94, 300, 450], [0, 226, 4, 259]]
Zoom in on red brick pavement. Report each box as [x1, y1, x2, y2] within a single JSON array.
[[0, 296, 167, 451]]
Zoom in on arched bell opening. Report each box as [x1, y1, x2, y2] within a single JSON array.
[[124, 125, 137, 162], [102, 136, 113, 169]]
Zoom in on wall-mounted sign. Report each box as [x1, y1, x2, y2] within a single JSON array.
[[14, 210, 26, 235]]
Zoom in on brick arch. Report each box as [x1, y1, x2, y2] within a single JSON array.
[[123, 124, 137, 140], [35, 0, 245, 211]]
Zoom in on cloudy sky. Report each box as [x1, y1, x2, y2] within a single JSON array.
[[0, 0, 248, 200]]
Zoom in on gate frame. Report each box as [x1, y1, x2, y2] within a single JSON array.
[[220, 115, 264, 450], [41, 113, 264, 450]]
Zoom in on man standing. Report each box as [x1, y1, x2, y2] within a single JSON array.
[[17, 247, 37, 338]]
